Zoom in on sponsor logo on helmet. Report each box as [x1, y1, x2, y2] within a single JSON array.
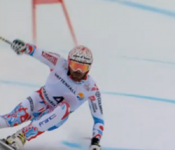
[[73, 55, 90, 61], [77, 93, 85, 101]]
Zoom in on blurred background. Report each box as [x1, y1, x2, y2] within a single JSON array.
[[0, 0, 175, 150]]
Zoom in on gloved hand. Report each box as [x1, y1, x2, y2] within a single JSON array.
[[11, 39, 26, 55], [89, 138, 101, 150]]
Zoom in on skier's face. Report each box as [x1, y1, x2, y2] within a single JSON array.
[[70, 68, 86, 81]]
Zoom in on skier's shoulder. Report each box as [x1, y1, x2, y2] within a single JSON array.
[[54, 54, 68, 69], [84, 75, 99, 91]]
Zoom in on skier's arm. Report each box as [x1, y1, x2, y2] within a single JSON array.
[[11, 39, 60, 69], [25, 44, 60, 69], [88, 87, 104, 149]]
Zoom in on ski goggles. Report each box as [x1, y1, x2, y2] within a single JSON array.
[[69, 60, 90, 73]]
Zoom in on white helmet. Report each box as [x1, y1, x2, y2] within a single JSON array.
[[68, 45, 93, 64], [68, 45, 93, 73]]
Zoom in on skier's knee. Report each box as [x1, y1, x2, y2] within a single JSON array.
[[46, 102, 70, 131], [58, 102, 70, 120]]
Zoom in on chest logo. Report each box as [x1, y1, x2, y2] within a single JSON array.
[[77, 93, 85, 101]]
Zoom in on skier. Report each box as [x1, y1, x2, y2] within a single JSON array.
[[0, 39, 104, 150]]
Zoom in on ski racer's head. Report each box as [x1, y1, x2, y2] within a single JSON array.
[[68, 45, 93, 82]]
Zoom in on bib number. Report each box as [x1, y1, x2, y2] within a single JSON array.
[[53, 96, 64, 104]]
